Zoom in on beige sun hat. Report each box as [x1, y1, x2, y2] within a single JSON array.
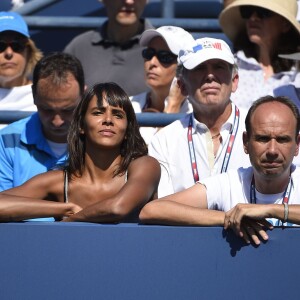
[[219, 0, 300, 43], [279, 52, 300, 60]]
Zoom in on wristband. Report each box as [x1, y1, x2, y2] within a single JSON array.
[[283, 203, 289, 223]]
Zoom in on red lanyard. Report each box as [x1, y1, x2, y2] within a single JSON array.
[[187, 105, 240, 183]]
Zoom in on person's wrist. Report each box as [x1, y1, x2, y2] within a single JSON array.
[[283, 203, 289, 223]]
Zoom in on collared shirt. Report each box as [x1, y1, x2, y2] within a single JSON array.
[[0, 113, 67, 191], [130, 92, 193, 145], [148, 104, 250, 197], [64, 19, 154, 96], [230, 51, 299, 111]]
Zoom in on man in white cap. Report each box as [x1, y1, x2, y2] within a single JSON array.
[[148, 37, 250, 197]]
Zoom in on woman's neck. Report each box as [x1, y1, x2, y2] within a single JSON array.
[[146, 89, 169, 112], [0, 76, 31, 88], [83, 147, 123, 180], [256, 45, 274, 80]]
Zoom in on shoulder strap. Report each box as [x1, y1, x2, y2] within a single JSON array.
[[64, 169, 68, 203]]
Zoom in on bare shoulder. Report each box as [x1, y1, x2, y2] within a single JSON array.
[[129, 155, 160, 170], [128, 156, 160, 179]]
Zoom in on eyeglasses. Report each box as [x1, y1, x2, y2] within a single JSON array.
[[0, 40, 28, 53], [142, 47, 177, 64], [240, 6, 274, 19]]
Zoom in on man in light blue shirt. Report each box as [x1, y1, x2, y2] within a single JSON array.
[[0, 52, 85, 191]]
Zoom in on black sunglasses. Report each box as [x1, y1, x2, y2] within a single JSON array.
[[142, 47, 177, 64], [240, 6, 274, 19], [0, 40, 27, 53]]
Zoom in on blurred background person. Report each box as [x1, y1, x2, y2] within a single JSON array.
[[274, 52, 300, 109], [64, 0, 153, 96], [131, 26, 194, 144], [219, 0, 300, 110], [0, 11, 42, 113]]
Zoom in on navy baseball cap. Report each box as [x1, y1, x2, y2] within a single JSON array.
[[0, 11, 30, 38]]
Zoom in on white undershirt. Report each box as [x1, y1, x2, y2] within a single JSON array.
[[46, 140, 67, 158]]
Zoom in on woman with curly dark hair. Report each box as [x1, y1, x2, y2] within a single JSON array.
[[0, 82, 160, 223]]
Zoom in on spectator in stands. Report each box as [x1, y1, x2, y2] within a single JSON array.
[[0, 82, 160, 223], [0, 11, 42, 112], [64, 0, 153, 96], [0, 52, 85, 191], [219, 0, 300, 110], [148, 37, 250, 197], [131, 25, 194, 144], [140, 95, 300, 245], [273, 52, 300, 110]]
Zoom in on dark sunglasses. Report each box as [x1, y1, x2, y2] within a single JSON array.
[[0, 40, 27, 53], [240, 6, 274, 19], [142, 47, 177, 64]]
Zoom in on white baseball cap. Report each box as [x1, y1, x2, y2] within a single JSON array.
[[178, 37, 235, 70], [140, 26, 194, 55]]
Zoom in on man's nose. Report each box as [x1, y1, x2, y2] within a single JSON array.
[[52, 114, 64, 127], [266, 139, 279, 156]]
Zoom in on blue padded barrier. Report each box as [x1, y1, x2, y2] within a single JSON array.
[[0, 111, 186, 127], [0, 222, 298, 300]]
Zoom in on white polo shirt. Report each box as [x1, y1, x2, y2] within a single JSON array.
[[149, 103, 250, 197]]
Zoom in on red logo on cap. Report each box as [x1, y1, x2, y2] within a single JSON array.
[[213, 43, 222, 50]]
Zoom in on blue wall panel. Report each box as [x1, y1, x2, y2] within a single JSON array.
[[0, 223, 298, 300]]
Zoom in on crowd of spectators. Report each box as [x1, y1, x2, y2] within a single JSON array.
[[0, 0, 299, 246]]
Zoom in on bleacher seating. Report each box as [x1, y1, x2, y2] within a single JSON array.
[[0, 0, 227, 126], [10, 0, 226, 54]]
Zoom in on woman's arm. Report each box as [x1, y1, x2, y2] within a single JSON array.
[[64, 156, 161, 223], [0, 171, 82, 221], [0, 194, 81, 222]]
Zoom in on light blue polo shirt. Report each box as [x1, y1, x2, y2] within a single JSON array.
[[0, 113, 67, 191]]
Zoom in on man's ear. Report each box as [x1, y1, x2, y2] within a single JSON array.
[[231, 73, 239, 93], [177, 77, 188, 96], [295, 133, 300, 156], [243, 131, 249, 154]]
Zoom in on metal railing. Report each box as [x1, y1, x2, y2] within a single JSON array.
[[12, 0, 223, 33]]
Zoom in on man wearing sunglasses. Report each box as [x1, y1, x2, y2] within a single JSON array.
[[0, 11, 42, 119], [219, 0, 300, 111], [148, 37, 250, 198], [64, 0, 153, 96]]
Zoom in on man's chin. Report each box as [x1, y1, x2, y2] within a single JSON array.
[[117, 15, 138, 25]]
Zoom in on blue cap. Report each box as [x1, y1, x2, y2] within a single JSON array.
[[0, 11, 29, 38]]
